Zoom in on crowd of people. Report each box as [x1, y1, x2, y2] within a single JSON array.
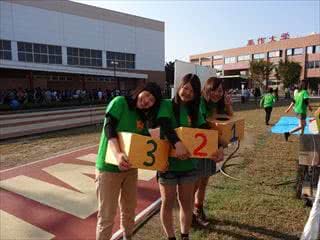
[[0, 88, 132, 109], [95, 74, 233, 240]]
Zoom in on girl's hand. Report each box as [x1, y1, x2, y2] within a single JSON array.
[[116, 152, 131, 171], [210, 147, 224, 163], [224, 94, 232, 106], [174, 141, 190, 160]]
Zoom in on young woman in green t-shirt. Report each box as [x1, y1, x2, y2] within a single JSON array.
[[284, 80, 313, 141], [157, 73, 208, 240], [193, 77, 229, 227], [95, 82, 162, 240]]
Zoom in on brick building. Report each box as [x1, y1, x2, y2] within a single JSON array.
[[190, 33, 320, 89]]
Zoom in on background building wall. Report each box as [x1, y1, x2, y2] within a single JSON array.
[[0, 0, 164, 71]]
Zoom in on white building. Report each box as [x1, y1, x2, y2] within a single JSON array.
[[0, 0, 165, 92]]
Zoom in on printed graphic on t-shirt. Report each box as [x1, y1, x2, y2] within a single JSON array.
[[136, 120, 145, 131]]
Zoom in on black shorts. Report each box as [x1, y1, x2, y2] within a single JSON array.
[[299, 113, 307, 120]]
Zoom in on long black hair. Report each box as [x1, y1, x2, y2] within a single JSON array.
[[202, 77, 225, 114], [173, 73, 201, 127], [126, 82, 162, 128]]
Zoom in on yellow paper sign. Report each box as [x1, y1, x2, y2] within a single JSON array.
[[170, 127, 218, 159], [106, 132, 169, 171], [207, 114, 245, 147]]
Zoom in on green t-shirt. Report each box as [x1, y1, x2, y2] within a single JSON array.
[[199, 96, 218, 119], [157, 99, 206, 172], [260, 93, 276, 108], [96, 96, 148, 172], [294, 90, 309, 115]]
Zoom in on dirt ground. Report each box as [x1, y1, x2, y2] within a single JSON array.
[[0, 125, 102, 170]]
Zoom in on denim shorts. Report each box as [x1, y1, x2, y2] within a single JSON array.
[[157, 169, 198, 185]]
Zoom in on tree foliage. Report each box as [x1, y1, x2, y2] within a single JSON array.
[[165, 61, 174, 86], [249, 60, 274, 89], [275, 59, 302, 88]]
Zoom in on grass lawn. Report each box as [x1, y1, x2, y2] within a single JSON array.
[[133, 102, 312, 240]]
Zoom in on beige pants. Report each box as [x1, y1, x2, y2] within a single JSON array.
[[95, 169, 138, 240]]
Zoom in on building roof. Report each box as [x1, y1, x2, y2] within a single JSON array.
[[5, 0, 164, 32]]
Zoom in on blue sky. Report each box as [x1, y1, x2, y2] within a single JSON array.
[[73, 0, 320, 63]]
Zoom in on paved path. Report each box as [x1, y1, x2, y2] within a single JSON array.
[[0, 145, 160, 240]]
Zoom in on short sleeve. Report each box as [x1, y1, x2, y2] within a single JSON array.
[[196, 108, 206, 127], [157, 99, 173, 119], [199, 97, 207, 118], [105, 96, 125, 120]]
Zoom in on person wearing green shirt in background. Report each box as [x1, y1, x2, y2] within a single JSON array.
[[95, 82, 162, 240], [284, 80, 313, 141], [260, 88, 276, 125], [193, 77, 229, 228]]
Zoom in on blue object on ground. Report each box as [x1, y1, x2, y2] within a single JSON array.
[[271, 116, 312, 134]]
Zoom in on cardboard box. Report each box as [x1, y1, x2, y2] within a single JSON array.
[[170, 127, 218, 158], [299, 135, 320, 166], [207, 114, 245, 147], [106, 132, 169, 171]]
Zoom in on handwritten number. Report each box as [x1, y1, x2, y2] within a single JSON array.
[[193, 133, 208, 157], [144, 140, 157, 166]]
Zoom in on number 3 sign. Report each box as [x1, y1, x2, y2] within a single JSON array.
[[170, 127, 218, 159], [106, 132, 170, 171]]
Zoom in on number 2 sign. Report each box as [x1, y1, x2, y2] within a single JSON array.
[[170, 127, 218, 159]]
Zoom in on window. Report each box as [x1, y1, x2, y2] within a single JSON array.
[[286, 49, 293, 56], [306, 61, 314, 69], [213, 55, 223, 60], [315, 45, 320, 53], [67, 47, 102, 67], [0, 39, 12, 60], [17, 41, 62, 64], [315, 61, 320, 68], [224, 56, 236, 64], [106, 51, 135, 69], [18, 42, 33, 62], [307, 46, 314, 54], [33, 43, 48, 63], [237, 54, 250, 61], [268, 50, 281, 58], [253, 53, 265, 60], [293, 48, 303, 55]]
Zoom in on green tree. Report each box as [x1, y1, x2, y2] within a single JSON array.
[[165, 61, 174, 86], [249, 60, 274, 90], [164, 61, 174, 98], [275, 59, 302, 88]]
